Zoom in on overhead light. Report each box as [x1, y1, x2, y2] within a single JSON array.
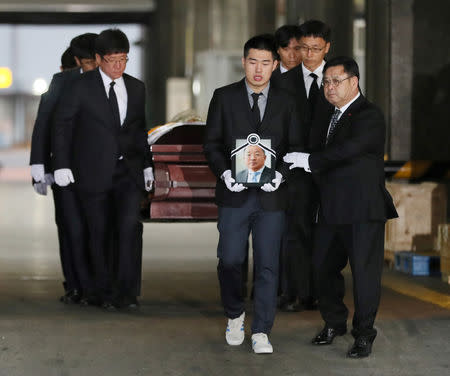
[[32, 78, 48, 95], [192, 78, 201, 96], [0, 67, 13, 89]]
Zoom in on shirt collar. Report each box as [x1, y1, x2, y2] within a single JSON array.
[[245, 79, 270, 99], [302, 60, 326, 81], [279, 63, 289, 74], [336, 92, 361, 113], [99, 67, 124, 89], [248, 166, 265, 174]]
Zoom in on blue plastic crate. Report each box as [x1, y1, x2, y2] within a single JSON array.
[[398, 252, 441, 276]]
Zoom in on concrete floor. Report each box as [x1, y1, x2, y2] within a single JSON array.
[[0, 181, 449, 376]]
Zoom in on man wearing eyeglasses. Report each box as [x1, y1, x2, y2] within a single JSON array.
[[274, 20, 333, 313], [53, 29, 153, 311], [284, 56, 398, 358]]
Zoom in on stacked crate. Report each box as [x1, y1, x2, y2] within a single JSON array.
[[384, 182, 447, 276]]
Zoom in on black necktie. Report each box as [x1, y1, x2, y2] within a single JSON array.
[[309, 73, 320, 103], [109, 81, 121, 127], [251, 92, 262, 128], [326, 109, 341, 145]]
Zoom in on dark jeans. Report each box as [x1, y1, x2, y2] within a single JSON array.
[[217, 190, 285, 334]]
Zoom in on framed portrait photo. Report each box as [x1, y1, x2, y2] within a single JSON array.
[[231, 133, 276, 187]]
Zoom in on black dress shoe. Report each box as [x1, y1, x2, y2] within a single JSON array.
[[280, 300, 302, 312], [102, 301, 118, 311], [122, 296, 140, 310], [312, 326, 347, 345], [347, 337, 373, 358], [59, 289, 82, 304], [278, 295, 302, 312], [79, 295, 101, 307]]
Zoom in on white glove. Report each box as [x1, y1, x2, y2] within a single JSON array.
[[31, 164, 45, 182], [54, 168, 75, 187], [44, 173, 55, 186], [261, 171, 283, 192], [144, 167, 154, 192], [283, 152, 311, 172], [33, 182, 48, 195], [221, 169, 247, 192]]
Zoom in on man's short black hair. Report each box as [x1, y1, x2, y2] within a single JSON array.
[[274, 25, 302, 49], [70, 33, 98, 60], [299, 19, 331, 43], [243, 34, 277, 60], [60, 46, 77, 70], [95, 29, 130, 57], [324, 56, 360, 80]]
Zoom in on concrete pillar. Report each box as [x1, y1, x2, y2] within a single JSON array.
[[285, 0, 353, 58], [367, 0, 450, 161]]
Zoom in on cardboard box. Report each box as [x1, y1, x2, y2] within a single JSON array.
[[385, 182, 447, 252]]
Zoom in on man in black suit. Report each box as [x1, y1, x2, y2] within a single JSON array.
[[284, 56, 398, 358], [275, 20, 332, 312], [236, 145, 273, 184], [53, 29, 153, 310], [30, 33, 98, 304], [204, 34, 302, 354], [271, 25, 302, 86], [60, 47, 77, 71]]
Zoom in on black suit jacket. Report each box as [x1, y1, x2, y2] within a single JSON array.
[[309, 94, 398, 224], [52, 68, 152, 193], [270, 66, 283, 87], [203, 78, 303, 211], [274, 64, 332, 144], [29, 68, 81, 172]]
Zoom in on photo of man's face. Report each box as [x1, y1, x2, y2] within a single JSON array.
[[244, 145, 266, 172]]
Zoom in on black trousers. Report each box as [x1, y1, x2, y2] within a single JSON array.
[[52, 184, 90, 292], [217, 190, 285, 334], [312, 221, 385, 339], [77, 160, 143, 302], [280, 175, 316, 300]]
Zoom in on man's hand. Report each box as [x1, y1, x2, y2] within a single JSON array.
[[261, 171, 283, 192], [54, 169, 75, 187], [31, 164, 45, 182], [221, 169, 247, 192], [144, 167, 154, 192], [283, 152, 311, 172], [44, 173, 55, 186], [33, 182, 48, 195]]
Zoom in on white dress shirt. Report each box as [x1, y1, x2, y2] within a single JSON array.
[[247, 166, 265, 183], [99, 68, 128, 126], [302, 60, 326, 98], [279, 63, 289, 74], [326, 92, 361, 139]]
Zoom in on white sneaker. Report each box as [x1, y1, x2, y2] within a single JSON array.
[[251, 333, 273, 354], [225, 312, 245, 345]]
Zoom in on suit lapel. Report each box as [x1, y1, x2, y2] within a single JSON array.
[[259, 85, 275, 133], [235, 79, 257, 132], [93, 69, 117, 131], [122, 73, 134, 128], [327, 94, 365, 145]]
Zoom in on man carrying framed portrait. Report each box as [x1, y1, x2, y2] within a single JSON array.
[[203, 34, 303, 354]]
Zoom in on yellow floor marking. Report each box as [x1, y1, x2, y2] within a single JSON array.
[[382, 274, 450, 310]]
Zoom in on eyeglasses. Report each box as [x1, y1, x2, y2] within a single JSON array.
[[299, 45, 326, 54], [322, 76, 354, 88], [101, 56, 129, 65]]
